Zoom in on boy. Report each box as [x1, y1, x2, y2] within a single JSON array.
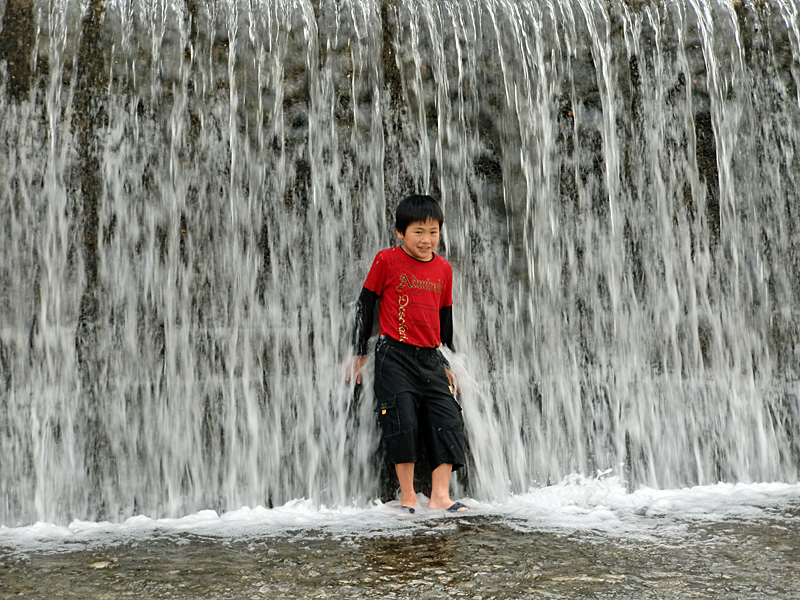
[[346, 195, 467, 513]]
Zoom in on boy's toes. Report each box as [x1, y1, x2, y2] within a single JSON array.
[[446, 501, 467, 512]]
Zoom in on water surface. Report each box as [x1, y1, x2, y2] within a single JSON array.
[[3, 479, 799, 599]]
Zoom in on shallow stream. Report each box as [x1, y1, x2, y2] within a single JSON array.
[[3, 480, 799, 599]]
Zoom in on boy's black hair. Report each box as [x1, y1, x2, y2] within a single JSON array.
[[395, 195, 444, 234]]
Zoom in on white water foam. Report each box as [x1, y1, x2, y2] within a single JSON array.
[[2, 474, 798, 553]]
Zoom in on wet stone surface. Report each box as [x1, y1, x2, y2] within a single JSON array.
[[2, 513, 799, 599]]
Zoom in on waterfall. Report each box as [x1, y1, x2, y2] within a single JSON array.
[[1, 0, 799, 527]]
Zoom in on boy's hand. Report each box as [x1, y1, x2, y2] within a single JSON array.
[[346, 355, 368, 384], [446, 368, 461, 394]]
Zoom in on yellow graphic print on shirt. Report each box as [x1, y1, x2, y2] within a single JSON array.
[[395, 273, 443, 343]]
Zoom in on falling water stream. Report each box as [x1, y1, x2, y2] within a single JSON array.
[[1, 0, 800, 597]]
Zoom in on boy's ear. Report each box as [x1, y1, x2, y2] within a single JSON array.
[[395, 229, 404, 241]]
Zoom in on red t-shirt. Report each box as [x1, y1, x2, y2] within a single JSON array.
[[363, 246, 453, 348]]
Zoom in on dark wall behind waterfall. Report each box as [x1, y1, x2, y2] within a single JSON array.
[[1, 0, 799, 527]]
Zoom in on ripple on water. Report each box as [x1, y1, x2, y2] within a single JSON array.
[[2, 509, 800, 599]]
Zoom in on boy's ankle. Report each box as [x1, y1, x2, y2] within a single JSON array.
[[427, 495, 453, 509], [400, 492, 417, 508]]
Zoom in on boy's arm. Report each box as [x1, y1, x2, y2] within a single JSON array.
[[346, 287, 379, 384], [439, 305, 454, 352], [353, 287, 379, 355], [439, 305, 460, 393]]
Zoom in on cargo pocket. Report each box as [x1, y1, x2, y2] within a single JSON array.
[[377, 396, 402, 437]]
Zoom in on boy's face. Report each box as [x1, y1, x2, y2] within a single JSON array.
[[396, 218, 440, 262]]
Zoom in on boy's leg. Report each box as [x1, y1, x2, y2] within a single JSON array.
[[417, 351, 467, 509], [428, 463, 459, 509], [373, 338, 423, 508], [395, 463, 416, 509]]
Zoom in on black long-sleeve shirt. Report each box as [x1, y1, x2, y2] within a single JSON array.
[[352, 287, 454, 355]]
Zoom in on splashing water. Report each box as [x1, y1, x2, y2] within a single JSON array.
[[1, 0, 799, 527]]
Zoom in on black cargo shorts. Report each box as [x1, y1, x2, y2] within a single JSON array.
[[373, 335, 466, 471]]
